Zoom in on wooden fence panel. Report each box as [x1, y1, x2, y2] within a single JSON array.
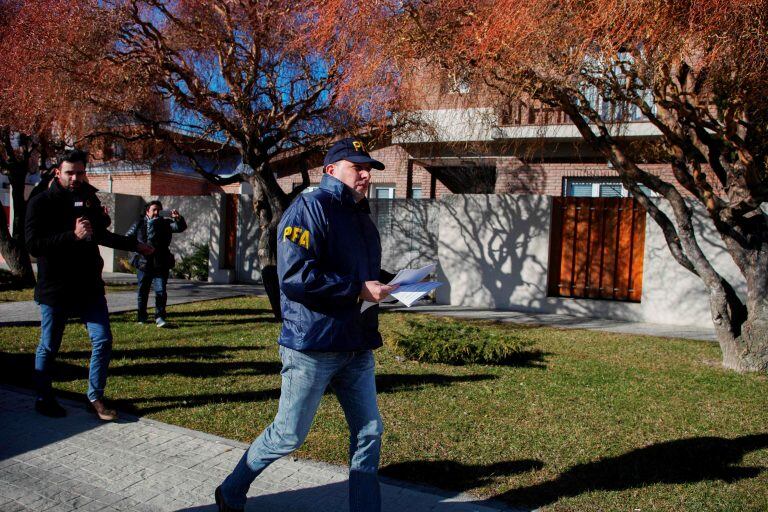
[[549, 197, 646, 302]]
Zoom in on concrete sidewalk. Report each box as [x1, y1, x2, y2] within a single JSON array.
[[0, 278, 265, 326], [0, 386, 523, 512], [387, 304, 716, 342]]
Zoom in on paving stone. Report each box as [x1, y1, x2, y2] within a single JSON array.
[[1, 381, 519, 512]]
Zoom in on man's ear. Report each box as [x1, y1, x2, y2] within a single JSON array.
[[324, 164, 335, 176]]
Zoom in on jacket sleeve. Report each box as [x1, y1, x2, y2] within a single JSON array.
[[24, 195, 77, 257], [278, 199, 362, 308], [125, 220, 140, 240], [170, 216, 187, 233], [98, 230, 139, 251], [89, 199, 138, 251]]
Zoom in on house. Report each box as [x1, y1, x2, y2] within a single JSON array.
[[265, 67, 738, 331], [274, 66, 673, 200]]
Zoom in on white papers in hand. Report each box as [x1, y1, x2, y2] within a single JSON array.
[[360, 263, 443, 312], [389, 281, 442, 307], [388, 263, 436, 286]]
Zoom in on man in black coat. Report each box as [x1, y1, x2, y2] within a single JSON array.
[[126, 200, 187, 327], [25, 149, 154, 420]]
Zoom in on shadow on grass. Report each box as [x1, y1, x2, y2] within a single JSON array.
[[1, 351, 497, 417], [108, 360, 282, 378], [381, 459, 544, 492], [495, 434, 768, 509], [157, 317, 279, 327], [57, 344, 265, 361], [116, 388, 283, 415], [164, 308, 273, 318], [375, 373, 496, 393]]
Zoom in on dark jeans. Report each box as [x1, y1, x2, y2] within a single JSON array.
[[35, 295, 112, 402], [137, 268, 169, 320]]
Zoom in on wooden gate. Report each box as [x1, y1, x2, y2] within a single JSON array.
[[548, 197, 646, 302]]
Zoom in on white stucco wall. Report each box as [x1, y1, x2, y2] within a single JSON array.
[[432, 194, 746, 327]]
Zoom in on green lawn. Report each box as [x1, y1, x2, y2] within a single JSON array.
[[0, 296, 766, 511]]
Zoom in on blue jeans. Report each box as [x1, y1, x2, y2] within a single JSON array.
[[221, 346, 383, 511], [35, 295, 113, 402], [137, 268, 168, 320]]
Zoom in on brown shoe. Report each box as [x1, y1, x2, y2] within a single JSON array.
[[90, 399, 118, 421]]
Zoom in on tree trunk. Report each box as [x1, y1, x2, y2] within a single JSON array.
[[258, 218, 282, 321], [0, 168, 35, 286], [710, 251, 768, 372], [717, 315, 768, 373], [250, 170, 290, 321]]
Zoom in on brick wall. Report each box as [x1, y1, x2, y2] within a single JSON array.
[[88, 173, 153, 196], [497, 159, 676, 196], [276, 145, 452, 199], [88, 172, 242, 197], [275, 143, 683, 200]]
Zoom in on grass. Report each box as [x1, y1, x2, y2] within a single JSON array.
[[0, 296, 766, 511]]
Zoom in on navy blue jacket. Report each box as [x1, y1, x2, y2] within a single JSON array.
[[277, 174, 389, 352]]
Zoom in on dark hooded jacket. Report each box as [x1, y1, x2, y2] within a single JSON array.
[[125, 214, 187, 272], [25, 179, 138, 306]]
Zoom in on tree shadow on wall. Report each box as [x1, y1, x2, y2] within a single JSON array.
[[372, 198, 441, 272], [438, 194, 551, 310]]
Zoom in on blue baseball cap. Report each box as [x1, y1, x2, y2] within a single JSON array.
[[323, 138, 385, 170]]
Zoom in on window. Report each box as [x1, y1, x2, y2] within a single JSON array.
[[565, 178, 658, 198], [443, 71, 471, 95], [111, 142, 125, 159], [566, 179, 628, 198], [373, 185, 395, 199], [599, 182, 624, 198], [411, 187, 423, 199], [579, 51, 655, 123]]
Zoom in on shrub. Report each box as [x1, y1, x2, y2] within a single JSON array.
[[392, 317, 534, 365], [172, 242, 209, 281]]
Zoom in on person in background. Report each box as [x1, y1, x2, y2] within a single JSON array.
[[25, 149, 154, 420], [126, 200, 187, 327]]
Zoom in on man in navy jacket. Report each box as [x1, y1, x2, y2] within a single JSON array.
[[216, 139, 396, 512]]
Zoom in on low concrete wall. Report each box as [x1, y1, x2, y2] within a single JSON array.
[[235, 191, 262, 283], [370, 199, 440, 273], [433, 194, 746, 327]]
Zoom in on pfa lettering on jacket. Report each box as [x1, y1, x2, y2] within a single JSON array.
[[283, 226, 310, 249]]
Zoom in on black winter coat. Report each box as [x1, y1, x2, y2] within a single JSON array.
[[125, 215, 187, 271], [25, 179, 139, 306]]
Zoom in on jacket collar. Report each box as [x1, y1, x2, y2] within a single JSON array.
[[319, 174, 370, 212]]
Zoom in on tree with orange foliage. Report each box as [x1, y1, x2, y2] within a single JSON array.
[[0, 0, 99, 285], [0, 0, 149, 285], [385, 0, 767, 371], [93, 0, 394, 317]]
